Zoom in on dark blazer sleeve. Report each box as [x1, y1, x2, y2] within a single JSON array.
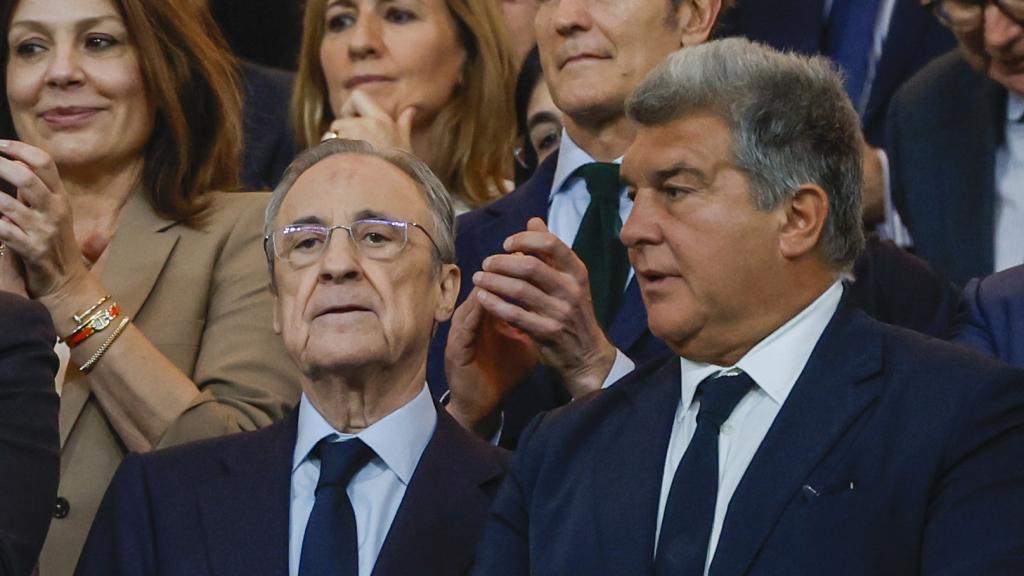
[[951, 266, 1024, 366], [73, 455, 155, 576], [920, 363, 1024, 574], [0, 293, 59, 576], [470, 413, 551, 576]]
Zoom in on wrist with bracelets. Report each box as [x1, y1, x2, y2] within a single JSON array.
[[61, 295, 132, 373]]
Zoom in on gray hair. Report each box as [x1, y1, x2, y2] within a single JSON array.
[[626, 37, 865, 269], [263, 139, 457, 283]]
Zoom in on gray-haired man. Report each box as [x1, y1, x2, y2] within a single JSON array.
[[77, 139, 506, 576], [472, 38, 1024, 576]]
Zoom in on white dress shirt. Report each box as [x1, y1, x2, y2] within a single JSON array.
[[653, 281, 844, 575], [549, 129, 637, 388], [994, 93, 1024, 272], [289, 384, 437, 576]]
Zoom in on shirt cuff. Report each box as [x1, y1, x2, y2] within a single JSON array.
[[601, 348, 636, 390]]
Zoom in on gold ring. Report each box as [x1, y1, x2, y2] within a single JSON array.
[[321, 130, 339, 143]]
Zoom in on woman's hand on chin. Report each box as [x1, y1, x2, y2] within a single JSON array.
[[323, 90, 416, 153]]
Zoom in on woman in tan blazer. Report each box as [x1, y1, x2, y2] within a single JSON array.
[[0, 0, 301, 573]]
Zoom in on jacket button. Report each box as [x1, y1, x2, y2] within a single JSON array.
[[53, 497, 70, 519]]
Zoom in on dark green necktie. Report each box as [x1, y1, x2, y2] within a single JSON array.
[[570, 162, 629, 329]]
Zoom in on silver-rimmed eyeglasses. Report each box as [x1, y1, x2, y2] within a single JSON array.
[[265, 218, 441, 268]]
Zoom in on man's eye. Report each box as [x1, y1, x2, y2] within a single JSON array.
[[292, 236, 325, 252], [665, 187, 692, 199]]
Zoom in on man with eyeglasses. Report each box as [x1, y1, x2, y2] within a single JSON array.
[[74, 139, 507, 576], [886, 0, 1024, 285]]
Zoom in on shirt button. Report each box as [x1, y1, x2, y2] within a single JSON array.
[[53, 496, 70, 519]]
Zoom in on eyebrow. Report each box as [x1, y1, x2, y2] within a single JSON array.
[[9, 15, 123, 35], [287, 215, 329, 227], [527, 111, 562, 132], [620, 162, 710, 191]]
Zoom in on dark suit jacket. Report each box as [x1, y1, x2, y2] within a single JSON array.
[[952, 264, 1024, 366], [0, 293, 59, 576], [426, 154, 670, 446], [239, 61, 297, 191], [472, 299, 1024, 576], [716, 0, 954, 146], [427, 158, 958, 445], [75, 406, 506, 576], [887, 51, 1006, 286]]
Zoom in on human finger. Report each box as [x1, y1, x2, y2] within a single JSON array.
[[0, 140, 63, 199], [339, 89, 391, 121], [475, 287, 562, 344], [472, 268, 569, 318], [0, 157, 52, 211], [480, 253, 572, 297]]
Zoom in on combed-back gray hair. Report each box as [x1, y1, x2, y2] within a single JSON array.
[[263, 139, 456, 284], [626, 37, 865, 269]]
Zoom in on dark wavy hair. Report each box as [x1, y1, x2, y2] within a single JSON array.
[[0, 0, 242, 225]]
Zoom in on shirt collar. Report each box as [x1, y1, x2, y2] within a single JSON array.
[[549, 129, 624, 200], [292, 383, 437, 486], [1008, 92, 1024, 124], [678, 281, 844, 412]]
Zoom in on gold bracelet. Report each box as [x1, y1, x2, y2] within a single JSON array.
[[73, 295, 112, 324], [80, 316, 131, 374], [62, 303, 121, 348]]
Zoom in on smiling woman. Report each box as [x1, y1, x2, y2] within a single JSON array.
[[293, 0, 518, 210], [0, 0, 301, 573]]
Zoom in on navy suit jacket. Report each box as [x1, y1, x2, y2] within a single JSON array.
[[716, 0, 954, 146], [426, 155, 670, 446], [0, 294, 59, 576], [952, 264, 1024, 366], [887, 51, 1005, 286], [472, 299, 1024, 576], [75, 407, 506, 576]]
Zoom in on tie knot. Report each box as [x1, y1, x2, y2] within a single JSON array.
[[695, 372, 754, 431], [315, 438, 375, 492], [572, 162, 621, 202]]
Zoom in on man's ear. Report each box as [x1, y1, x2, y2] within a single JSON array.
[[434, 264, 461, 323], [778, 184, 829, 261], [677, 0, 723, 47]]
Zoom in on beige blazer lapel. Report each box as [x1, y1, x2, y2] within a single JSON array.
[[59, 191, 181, 447]]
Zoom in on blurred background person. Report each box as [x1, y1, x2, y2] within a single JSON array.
[[0, 293, 59, 576], [887, 0, 1024, 286], [0, 0, 301, 573], [292, 0, 518, 211], [512, 46, 561, 186]]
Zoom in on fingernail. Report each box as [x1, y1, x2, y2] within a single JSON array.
[[0, 140, 8, 148], [502, 238, 512, 251], [473, 271, 483, 283]]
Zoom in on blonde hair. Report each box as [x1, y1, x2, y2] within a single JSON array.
[[292, 0, 517, 208]]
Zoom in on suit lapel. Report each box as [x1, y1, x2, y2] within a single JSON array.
[[371, 410, 505, 576], [198, 411, 296, 576], [593, 357, 681, 573], [709, 302, 884, 576], [485, 153, 555, 227], [59, 190, 181, 447]]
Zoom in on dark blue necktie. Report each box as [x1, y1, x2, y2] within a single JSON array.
[[826, 0, 883, 109], [299, 438, 376, 576], [654, 372, 755, 576]]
